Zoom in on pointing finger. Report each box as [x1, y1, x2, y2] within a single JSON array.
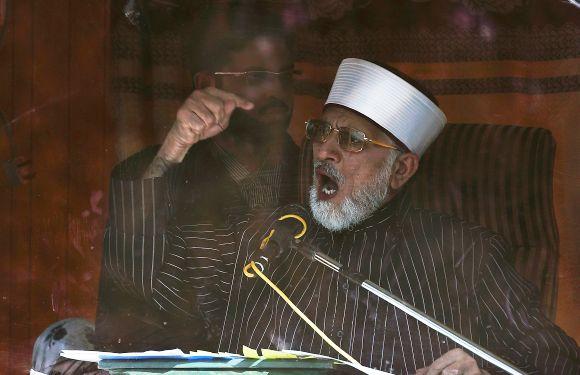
[[205, 87, 254, 111]]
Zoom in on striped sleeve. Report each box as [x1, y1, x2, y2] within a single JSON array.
[[178, 217, 251, 339], [151, 228, 199, 318], [102, 147, 176, 301], [103, 175, 172, 300], [476, 235, 579, 374], [97, 148, 212, 350]]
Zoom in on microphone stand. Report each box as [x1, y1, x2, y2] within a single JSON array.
[[289, 238, 526, 375]]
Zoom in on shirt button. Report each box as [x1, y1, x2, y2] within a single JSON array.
[[336, 330, 343, 338], [341, 282, 348, 291]]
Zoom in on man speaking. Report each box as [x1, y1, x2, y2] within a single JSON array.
[[141, 59, 579, 374]]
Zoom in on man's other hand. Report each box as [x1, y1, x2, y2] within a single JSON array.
[[158, 87, 254, 163], [415, 348, 490, 375]]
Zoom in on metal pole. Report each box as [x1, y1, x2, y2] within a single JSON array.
[[300, 245, 526, 375]]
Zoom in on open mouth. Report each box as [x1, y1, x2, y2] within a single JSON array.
[[316, 167, 339, 201]]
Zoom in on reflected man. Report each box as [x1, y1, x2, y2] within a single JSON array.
[[95, 4, 302, 352]]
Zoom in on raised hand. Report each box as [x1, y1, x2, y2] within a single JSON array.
[[141, 87, 254, 179], [158, 87, 254, 163]]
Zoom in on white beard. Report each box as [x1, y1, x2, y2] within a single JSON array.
[[309, 152, 399, 232]]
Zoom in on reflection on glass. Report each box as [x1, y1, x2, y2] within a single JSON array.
[[0, 1, 577, 374]]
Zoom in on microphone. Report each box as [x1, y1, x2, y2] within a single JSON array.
[[244, 205, 311, 276], [247, 205, 353, 276]]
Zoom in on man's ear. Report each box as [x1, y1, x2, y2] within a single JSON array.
[[194, 71, 216, 89], [389, 152, 419, 191]]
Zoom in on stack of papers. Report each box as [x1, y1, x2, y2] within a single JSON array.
[[61, 347, 393, 375], [61, 349, 241, 362]]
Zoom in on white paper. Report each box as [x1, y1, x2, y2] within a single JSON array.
[[61, 349, 187, 362], [188, 350, 244, 358], [61, 350, 107, 362], [282, 350, 393, 375], [61, 348, 393, 374], [61, 348, 243, 363]]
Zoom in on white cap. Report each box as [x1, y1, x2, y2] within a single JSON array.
[[325, 58, 447, 156]]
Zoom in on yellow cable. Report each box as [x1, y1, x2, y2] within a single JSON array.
[[278, 214, 308, 239], [247, 261, 361, 366], [243, 263, 256, 278]]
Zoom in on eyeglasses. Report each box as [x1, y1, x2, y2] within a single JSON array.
[[213, 69, 299, 86], [305, 119, 401, 153]]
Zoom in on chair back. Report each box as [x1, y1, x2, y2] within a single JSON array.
[[408, 123, 558, 318]]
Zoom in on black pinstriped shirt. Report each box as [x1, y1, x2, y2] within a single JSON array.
[[96, 158, 578, 374]]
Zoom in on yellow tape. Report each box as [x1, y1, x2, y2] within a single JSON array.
[[260, 229, 276, 250], [261, 348, 299, 359], [242, 345, 261, 359]]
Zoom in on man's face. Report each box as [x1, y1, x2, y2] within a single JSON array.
[[310, 107, 400, 231], [217, 35, 294, 139]]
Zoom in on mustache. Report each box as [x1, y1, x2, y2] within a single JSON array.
[[313, 160, 345, 186], [257, 97, 291, 115]]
